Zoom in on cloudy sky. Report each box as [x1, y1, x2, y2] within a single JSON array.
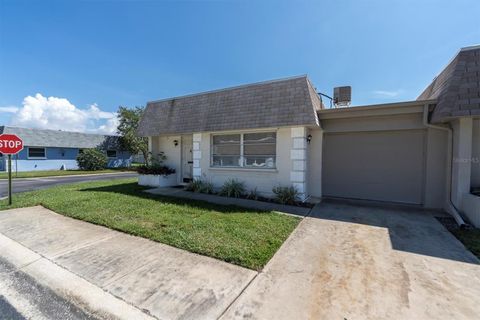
[[1, 0, 479, 133], [0, 94, 119, 134]]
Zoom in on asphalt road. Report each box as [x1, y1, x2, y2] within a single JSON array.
[[0, 257, 97, 320], [0, 172, 137, 198]]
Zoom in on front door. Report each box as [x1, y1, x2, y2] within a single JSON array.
[[181, 135, 193, 183]]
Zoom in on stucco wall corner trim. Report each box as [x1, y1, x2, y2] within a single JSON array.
[[290, 127, 307, 200], [192, 133, 202, 179]]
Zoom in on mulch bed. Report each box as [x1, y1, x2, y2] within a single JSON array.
[[181, 188, 314, 208], [435, 216, 460, 231]]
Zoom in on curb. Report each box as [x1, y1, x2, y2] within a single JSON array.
[[0, 233, 155, 320]]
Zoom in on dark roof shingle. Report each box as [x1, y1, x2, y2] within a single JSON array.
[[137, 75, 322, 136], [418, 45, 480, 122]]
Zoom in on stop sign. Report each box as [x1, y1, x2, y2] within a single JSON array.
[[0, 134, 24, 155]]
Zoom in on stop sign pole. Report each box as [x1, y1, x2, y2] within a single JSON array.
[[7, 154, 12, 205], [0, 134, 24, 205]]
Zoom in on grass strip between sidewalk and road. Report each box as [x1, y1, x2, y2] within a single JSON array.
[[0, 169, 134, 179], [0, 178, 300, 270]]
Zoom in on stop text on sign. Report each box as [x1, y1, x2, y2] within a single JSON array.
[[0, 134, 24, 155], [0, 140, 22, 149]]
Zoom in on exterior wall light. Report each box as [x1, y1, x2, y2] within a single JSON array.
[[306, 134, 312, 144], [173, 140, 179, 147]]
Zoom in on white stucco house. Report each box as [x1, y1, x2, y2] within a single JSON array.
[[137, 45, 480, 227]]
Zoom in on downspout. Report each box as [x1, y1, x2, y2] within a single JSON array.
[[423, 104, 467, 227]]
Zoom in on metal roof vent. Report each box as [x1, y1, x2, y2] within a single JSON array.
[[334, 86, 351, 107]]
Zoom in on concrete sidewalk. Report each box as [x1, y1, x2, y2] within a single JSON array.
[[0, 206, 256, 320]]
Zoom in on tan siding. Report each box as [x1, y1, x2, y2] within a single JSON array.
[[321, 113, 424, 133], [424, 128, 448, 208], [472, 119, 480, 187]]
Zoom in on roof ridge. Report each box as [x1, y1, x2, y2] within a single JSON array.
[[429, 45, 480, 122], [460, 44, 480, 52], [147, 75, 308, 105], [2, 125, 118, 137], [417, 49, 461, 100], [419, 45, 480, 99]]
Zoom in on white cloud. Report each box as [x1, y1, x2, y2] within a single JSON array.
[[94, 117, 120, 135], [0, 106, 19, 113], [7, 93, 118, 134], [372, 90, 403, 98], [87, 103, 117, 120]]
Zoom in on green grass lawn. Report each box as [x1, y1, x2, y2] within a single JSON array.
[[0, 169, 134, 179], [453, 228, 480, 259], [0, 178, 300, 270]]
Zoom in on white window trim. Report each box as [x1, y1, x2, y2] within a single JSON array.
[[210, 131, 277, 169], [27, 147, 47, 160]]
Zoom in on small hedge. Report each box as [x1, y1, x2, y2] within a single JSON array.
[[272, 185, 300, 205], [186, 179, 214, 194], [76, 149, 108, 171], [219, 179, 245, 198], [182, 178, 310, 207], [136, 164, 175, 176]]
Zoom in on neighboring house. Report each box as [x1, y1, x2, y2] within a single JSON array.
[[132, 152, 146, 164], [137, 45, 480, 227], [0, 126, 132, 172]]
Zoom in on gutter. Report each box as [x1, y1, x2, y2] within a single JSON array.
[[422, 104, 467, 227]]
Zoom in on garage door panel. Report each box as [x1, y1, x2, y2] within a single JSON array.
[[323, 130, 425, 204]]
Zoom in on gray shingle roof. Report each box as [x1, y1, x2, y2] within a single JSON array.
[[418, 45, 480, 122], [0, 126, 122, 149], [137, 75, 322, 136]]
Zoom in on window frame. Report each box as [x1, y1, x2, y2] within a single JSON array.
[[211, 134, 242, 168], [211, 131, 277, 169], [27, 147, 47, 159], [106, 150, 117, 158]]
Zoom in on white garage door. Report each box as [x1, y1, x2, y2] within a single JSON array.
[[323, 130, 425, 204]]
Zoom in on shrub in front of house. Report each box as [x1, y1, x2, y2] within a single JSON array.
[[137, 163, 177, 187], [219, 179, 245, 198], [272, 185, 300, 205], [246, 187, 259, 200], [136, 164, 175, 176], [186, 179, 214, 194], [76, 149, 108, 171]]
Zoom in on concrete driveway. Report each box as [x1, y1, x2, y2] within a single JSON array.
[[223, 200, 480, 320]]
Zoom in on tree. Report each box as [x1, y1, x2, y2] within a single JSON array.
[[76, 149, 108, 170], [117, 106, 150, 165]]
